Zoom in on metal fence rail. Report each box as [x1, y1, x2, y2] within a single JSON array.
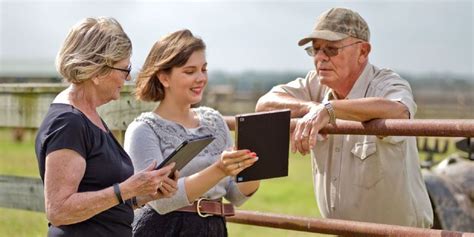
[[227, 210, 473, 237], [224, 116, 474, 137]]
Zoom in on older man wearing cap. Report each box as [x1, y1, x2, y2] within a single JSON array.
[[256, 7, 433, 227]]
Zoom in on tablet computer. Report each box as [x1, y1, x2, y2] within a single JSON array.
[[235, 109, 291, 182], [155, 134, 215, 178]]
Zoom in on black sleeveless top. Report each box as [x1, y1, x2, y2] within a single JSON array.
[[35, 104, 134, 237]]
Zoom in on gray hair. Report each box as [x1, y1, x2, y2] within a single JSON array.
[[56, 17, 132, 83]]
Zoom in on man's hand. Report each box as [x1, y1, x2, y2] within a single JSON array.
[[291, 103, 330, 155]]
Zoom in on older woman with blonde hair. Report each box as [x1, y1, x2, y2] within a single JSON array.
[[35, 17, 178, 237], [124, 29, 260, 237]]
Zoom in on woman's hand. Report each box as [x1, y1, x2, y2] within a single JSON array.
[[155, 170, 179, 199], [137, 170, 179, 206], [120, 161, 176, 200], [217, 149, 258, 176]]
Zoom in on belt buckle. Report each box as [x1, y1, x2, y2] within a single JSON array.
[[196, 198, 213, 218]]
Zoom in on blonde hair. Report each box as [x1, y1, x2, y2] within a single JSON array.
[[134, 29, 206, 102], [56, 17, 132, 84]]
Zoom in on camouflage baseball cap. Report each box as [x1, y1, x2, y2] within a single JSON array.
[[298, 7, 370, 46]]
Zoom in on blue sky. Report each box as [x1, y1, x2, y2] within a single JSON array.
[[0, 0, 472, 78]]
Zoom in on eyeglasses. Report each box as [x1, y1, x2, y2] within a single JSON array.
[[304, 41, 363, 57], [106, 65, 132, 77]]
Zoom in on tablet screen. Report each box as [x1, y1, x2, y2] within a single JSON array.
[[155, 134, 215, 177]]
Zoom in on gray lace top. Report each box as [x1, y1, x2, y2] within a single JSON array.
[[123, 107, 249, 214]]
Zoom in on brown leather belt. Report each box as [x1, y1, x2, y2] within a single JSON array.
[[176, 198, 235, 217]]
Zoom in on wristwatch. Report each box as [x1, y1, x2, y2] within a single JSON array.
[[323, 101, 337, 126]]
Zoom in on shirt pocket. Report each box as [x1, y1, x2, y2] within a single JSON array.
[[351, 141, 384, 189]]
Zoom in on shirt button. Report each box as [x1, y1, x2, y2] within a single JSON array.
[[335, 147, 340, 152], [332, 177, 337, 181]]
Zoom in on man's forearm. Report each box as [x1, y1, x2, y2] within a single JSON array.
[[255, 92, 317, 118], [331, 97, 409, 122]]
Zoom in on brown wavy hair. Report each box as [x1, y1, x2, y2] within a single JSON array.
[[134, 29, 206, 101]]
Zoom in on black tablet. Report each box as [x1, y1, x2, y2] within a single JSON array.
[[155, 134, 215, 178], [235, 109, 291, 182]]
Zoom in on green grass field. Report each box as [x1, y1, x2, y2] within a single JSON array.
[[0, 128, 457, 236]]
